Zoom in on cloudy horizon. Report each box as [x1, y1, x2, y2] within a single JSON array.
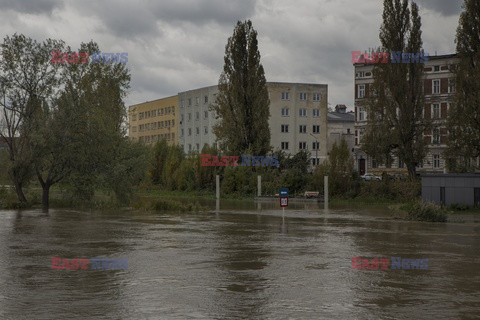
[[0, 0, 463, 110]]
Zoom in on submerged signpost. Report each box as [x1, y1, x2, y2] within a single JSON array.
[[280, 188, 288, 216]]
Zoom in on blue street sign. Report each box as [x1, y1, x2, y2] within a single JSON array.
[[280, 188, 288, 197]]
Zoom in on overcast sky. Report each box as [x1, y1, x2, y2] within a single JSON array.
[[0, 0, 463, 110]]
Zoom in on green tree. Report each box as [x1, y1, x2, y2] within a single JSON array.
[[212, 20, 270, 155], [362, 0, 428, 178], [446, 0, 480, 172], [0, 34, 65, 204]]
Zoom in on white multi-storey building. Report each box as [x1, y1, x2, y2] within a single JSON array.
[[177, 82, 329, 166]]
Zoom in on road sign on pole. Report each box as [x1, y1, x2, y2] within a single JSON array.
[[279, 188, 288, 207]]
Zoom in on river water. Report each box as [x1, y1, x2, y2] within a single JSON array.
[[0, 201, 479, 319]]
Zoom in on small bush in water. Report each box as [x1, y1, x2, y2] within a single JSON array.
[[406, 200, 448, 222]]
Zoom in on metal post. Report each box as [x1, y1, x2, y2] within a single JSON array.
[[324, 175, 329, 210], [257, 175, 262, 197], [216, 175, 220, 200]]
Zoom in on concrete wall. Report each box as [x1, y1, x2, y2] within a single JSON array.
[[422, 174, 480, 206]]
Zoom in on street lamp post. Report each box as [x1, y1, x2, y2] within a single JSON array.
[[309, 133, 318, 167]]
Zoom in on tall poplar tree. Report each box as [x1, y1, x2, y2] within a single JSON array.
[[212, 20, 270, 155], [362, 0, 428, 178], [446, 0, 480, 171]]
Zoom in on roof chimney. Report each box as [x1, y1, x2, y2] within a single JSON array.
[[335, 104, 347, 113]]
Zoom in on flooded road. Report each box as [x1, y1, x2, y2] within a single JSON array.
[[0, 202, 479, 319]]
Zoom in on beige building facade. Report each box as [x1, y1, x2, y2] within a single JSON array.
[[353, 53, 458, 174], [128, 95, 178, 145]]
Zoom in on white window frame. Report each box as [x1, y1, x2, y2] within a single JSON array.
[[358, 85, 365, 98], [300, 92, 307, 101], [313, 93, 320, 101], [281, 92, 289, 100], [433, 80, 440, 94], [299, 108, 307, 117], [281, 107, 289, 116], [433, 154, 440, 168], [432, 104, 440, 119]]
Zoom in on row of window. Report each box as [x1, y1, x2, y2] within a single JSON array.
[[136, 106, 175, 120], [180, 111, 210, 122], [137, 120, 175, 132], [281, 124, 321, 134], [357, 103, 450, 122], [180, 126, 209, 136], [281, 107, 320, 117], [139, 133, 175, 143], [280, 141, 320, 151], [182, 143, 208, 152], [181, 96, 209, 107], [356, 79, 455, 99], [281, 92, 321, 101]]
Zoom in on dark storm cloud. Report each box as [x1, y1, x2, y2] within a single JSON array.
[[0, 0, 63, 14], [415, 0, 463, 16]]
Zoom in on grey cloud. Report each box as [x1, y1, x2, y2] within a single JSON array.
[[150, 0, 256, 25], [0, 0, 63, 14], [415, 0, 463, 16]]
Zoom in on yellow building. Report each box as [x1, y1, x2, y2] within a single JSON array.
[[128, 95, 178, 145]]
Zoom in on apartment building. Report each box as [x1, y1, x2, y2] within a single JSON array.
[[128, 95, 178, 145], [267, 82, 328, 166], [353, 53, 458, 175], [176, 82, 328, 166], [177, 85, 219, 153], [327, 104, 355, 153]]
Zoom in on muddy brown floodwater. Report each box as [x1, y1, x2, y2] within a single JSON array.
[[0, 201, 479, 319]]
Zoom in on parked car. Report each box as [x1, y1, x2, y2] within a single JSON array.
[[361, 173, 382, 181]]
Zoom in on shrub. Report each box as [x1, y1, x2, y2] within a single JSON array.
[[406, 200, 448, 222]]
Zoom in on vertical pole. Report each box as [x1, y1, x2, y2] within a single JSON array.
[[257, 175, 261, 197], [216, 175, 220, 200], [324, 175, 329, 210]]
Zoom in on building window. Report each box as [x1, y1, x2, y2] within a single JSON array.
[[180, 114, 184, 123], [299, 125, 307, 133], [281, 107, 289, 116], [300, 92, 307, 100], [196, 127, 200, 135], [188, 113, 191, 121], [188, 128, 192, 136], [281, 92, 289, 100], [281, 124, 289, 133], [433, 104, 440, 119], [196, 112, 199, 120], [188, 144, 192, 151], [313, 109, 320, 117], [432, 128, 440, 144], [204, 95, 208, 103], [357, 71, 365, 78], [204, 126, 208, 134], [313, 93, 320, 101], [312, 142, 319, 150], [358, 107, 365, 121], [132, 114, 137, 121], [434, 65, 440, 72], [299, 142, 307, 150], [347, 128, 351, 134], [195, 97, 199, 105], [152, 110, 156, 117], [433, 154, 440, 168], [139, 112, 144, 120], [196, 143, 200, 150], [188, 98, 192, 106], [299, 108, 307, 117], [433, 80, 440, 94], [312, 125, 320, 133], [358, 84, 365, 98], [448, 79, 455, 93], [281, 142, 289, 150], [204, 111, 208, 119]]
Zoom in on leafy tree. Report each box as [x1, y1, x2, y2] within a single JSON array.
[[362, 0, 428, 178], [212, 20, 270, 155], [446, 0, 480, 171], [0, 34, 65, 204]]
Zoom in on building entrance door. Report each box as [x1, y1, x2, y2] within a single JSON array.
[[359, 159, 366, 175]]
